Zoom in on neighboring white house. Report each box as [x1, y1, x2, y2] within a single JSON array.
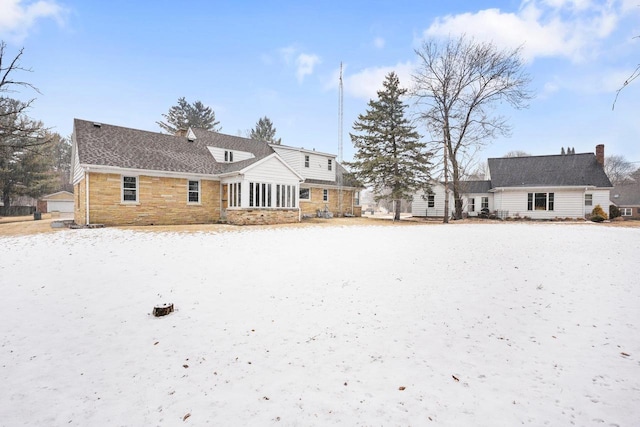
[[413, 145, 612, 220], [39, 191, 74, 213]]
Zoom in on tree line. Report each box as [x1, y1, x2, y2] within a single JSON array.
[[1, 42, 71, 213]]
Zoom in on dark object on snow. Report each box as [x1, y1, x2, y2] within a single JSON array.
[[477, 208, 490, 218], [153, 303, 174, 317], [33, 211, 42, 220]]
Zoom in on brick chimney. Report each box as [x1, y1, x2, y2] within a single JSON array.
[[595, 144, 604, 167]]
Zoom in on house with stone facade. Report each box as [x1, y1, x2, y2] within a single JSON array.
[[71, 119, 361, 226], [412, 145, 612, 220]]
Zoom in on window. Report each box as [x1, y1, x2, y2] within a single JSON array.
[[228, 182, 241, 207], [276, 184, 297, 208], [528, 192, 554, 211], [304, 155, 310, 168], [299, 187, 310, 201], [188, 180, 200, 203], [355, 191, 360, 206], [224, 150, 233, 162], [469, 197, 475, 212], [122, 176, 138, 202], [481, 197, 489, 210], [620, 207, 632, 216], [585, 194, 593, 206], [427, 194, 435, 208], [328, 159, 332, 171], [323, 189, 329, 202]]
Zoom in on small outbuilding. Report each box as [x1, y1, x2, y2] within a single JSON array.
[[38, 191, 74, 213]]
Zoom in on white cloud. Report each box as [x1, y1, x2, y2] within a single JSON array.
[[0, 0, 65, 41], [295, 53, 321, 83], [373, 37, 385, 49], [422, 0, 634, 63], [342, 61, 414, 100]]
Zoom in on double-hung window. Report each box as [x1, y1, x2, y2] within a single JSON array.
[[620, 207, 632, 216], [469, 198, 475, 212], [304, 155, 310, 168], [323, 189, 329, 202], [585, 194, 593, 206], [122, 176, 138, 203], [188, 180, 200, 203], [481, 197, 489, 210], [224, 150, 233, 162], [427, 194, 435, 208], [328, 159, 332, 171]]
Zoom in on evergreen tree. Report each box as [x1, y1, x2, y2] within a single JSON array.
[[157, 97, 221, 134], [250, 116, 281, 144], [348, 72, 432, 220]]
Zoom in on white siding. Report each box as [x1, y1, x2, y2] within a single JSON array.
[[207, 146, 254, 163], [272, 146, 336, 181], [244, 156, 300, 184], [494, 188, 598, 219], [590, 190, 611, 216], [47, 200, 74, 213], [272, 146, 302, 171], [412, 184, 492, 217], [71, 140, 84, 185]]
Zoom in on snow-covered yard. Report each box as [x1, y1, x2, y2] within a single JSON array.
[[1, 223, 639, 426]]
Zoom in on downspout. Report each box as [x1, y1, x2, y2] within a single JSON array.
[[85, 170, 90, 225]]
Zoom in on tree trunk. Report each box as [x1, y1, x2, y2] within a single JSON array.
[[394, 199, 401, 221]]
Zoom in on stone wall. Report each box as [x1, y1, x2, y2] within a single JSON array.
[[76, 172, 221, 226], [226, 208, 299, 225], [300, 187, 360, 217]]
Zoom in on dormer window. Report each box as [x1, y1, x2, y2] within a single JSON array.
[[224, 150, 234, 162], [304, 155, 309, 168], [328, 159, 332, 171]]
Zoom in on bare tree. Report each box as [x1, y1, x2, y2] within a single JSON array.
[[604, 154, 636, 184], [612, 36, 639, 110], [412, 35, 532, 220], [0, 42, 39, 116], [503, 150, 531, 157]]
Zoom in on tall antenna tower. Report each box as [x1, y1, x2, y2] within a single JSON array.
[[338, 62, 344, 215]]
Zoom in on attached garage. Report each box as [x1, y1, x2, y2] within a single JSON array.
[[40, 191, 74, 213]]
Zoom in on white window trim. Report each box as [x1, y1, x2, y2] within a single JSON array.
[[323, 189, 329, 202], [620, 207, 632, 216], [328, 159, 332, 171], [299, 187, 311, 201], [304, 155, 310, 168], [121, 175, 139, 204], [585, 194, 593, 206], [187, 179, 201, 204]]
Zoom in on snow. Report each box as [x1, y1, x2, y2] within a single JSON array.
[[1, 223, 639, 426]]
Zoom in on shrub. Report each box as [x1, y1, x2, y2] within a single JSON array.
[[591, 204, 608, 220], [609, 204, 621, 219], [591, 214, 605, 223]]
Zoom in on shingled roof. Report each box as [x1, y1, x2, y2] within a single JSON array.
[[73, 119, 276, 176], [611, 181, 640, 206], [488, 153, 612, 188]]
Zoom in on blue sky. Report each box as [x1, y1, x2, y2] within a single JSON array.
[[1, 0, 639, 166]]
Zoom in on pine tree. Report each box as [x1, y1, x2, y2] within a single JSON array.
[[157, 97, 221, 134], [250, 116, 281, 144], [348, 72, 432, 220]]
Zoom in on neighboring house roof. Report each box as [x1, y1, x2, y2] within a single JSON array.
[[41, 191, 74, 201], [488, 153, 612, 188], [611, 182, 640, 206], [74, 119, 221, 175], [459, 180, 492, 193]]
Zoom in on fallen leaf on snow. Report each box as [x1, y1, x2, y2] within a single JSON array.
[[398, 386, 406, 391], [183, 413, 191, 421], [452, 375, 460, 382]]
